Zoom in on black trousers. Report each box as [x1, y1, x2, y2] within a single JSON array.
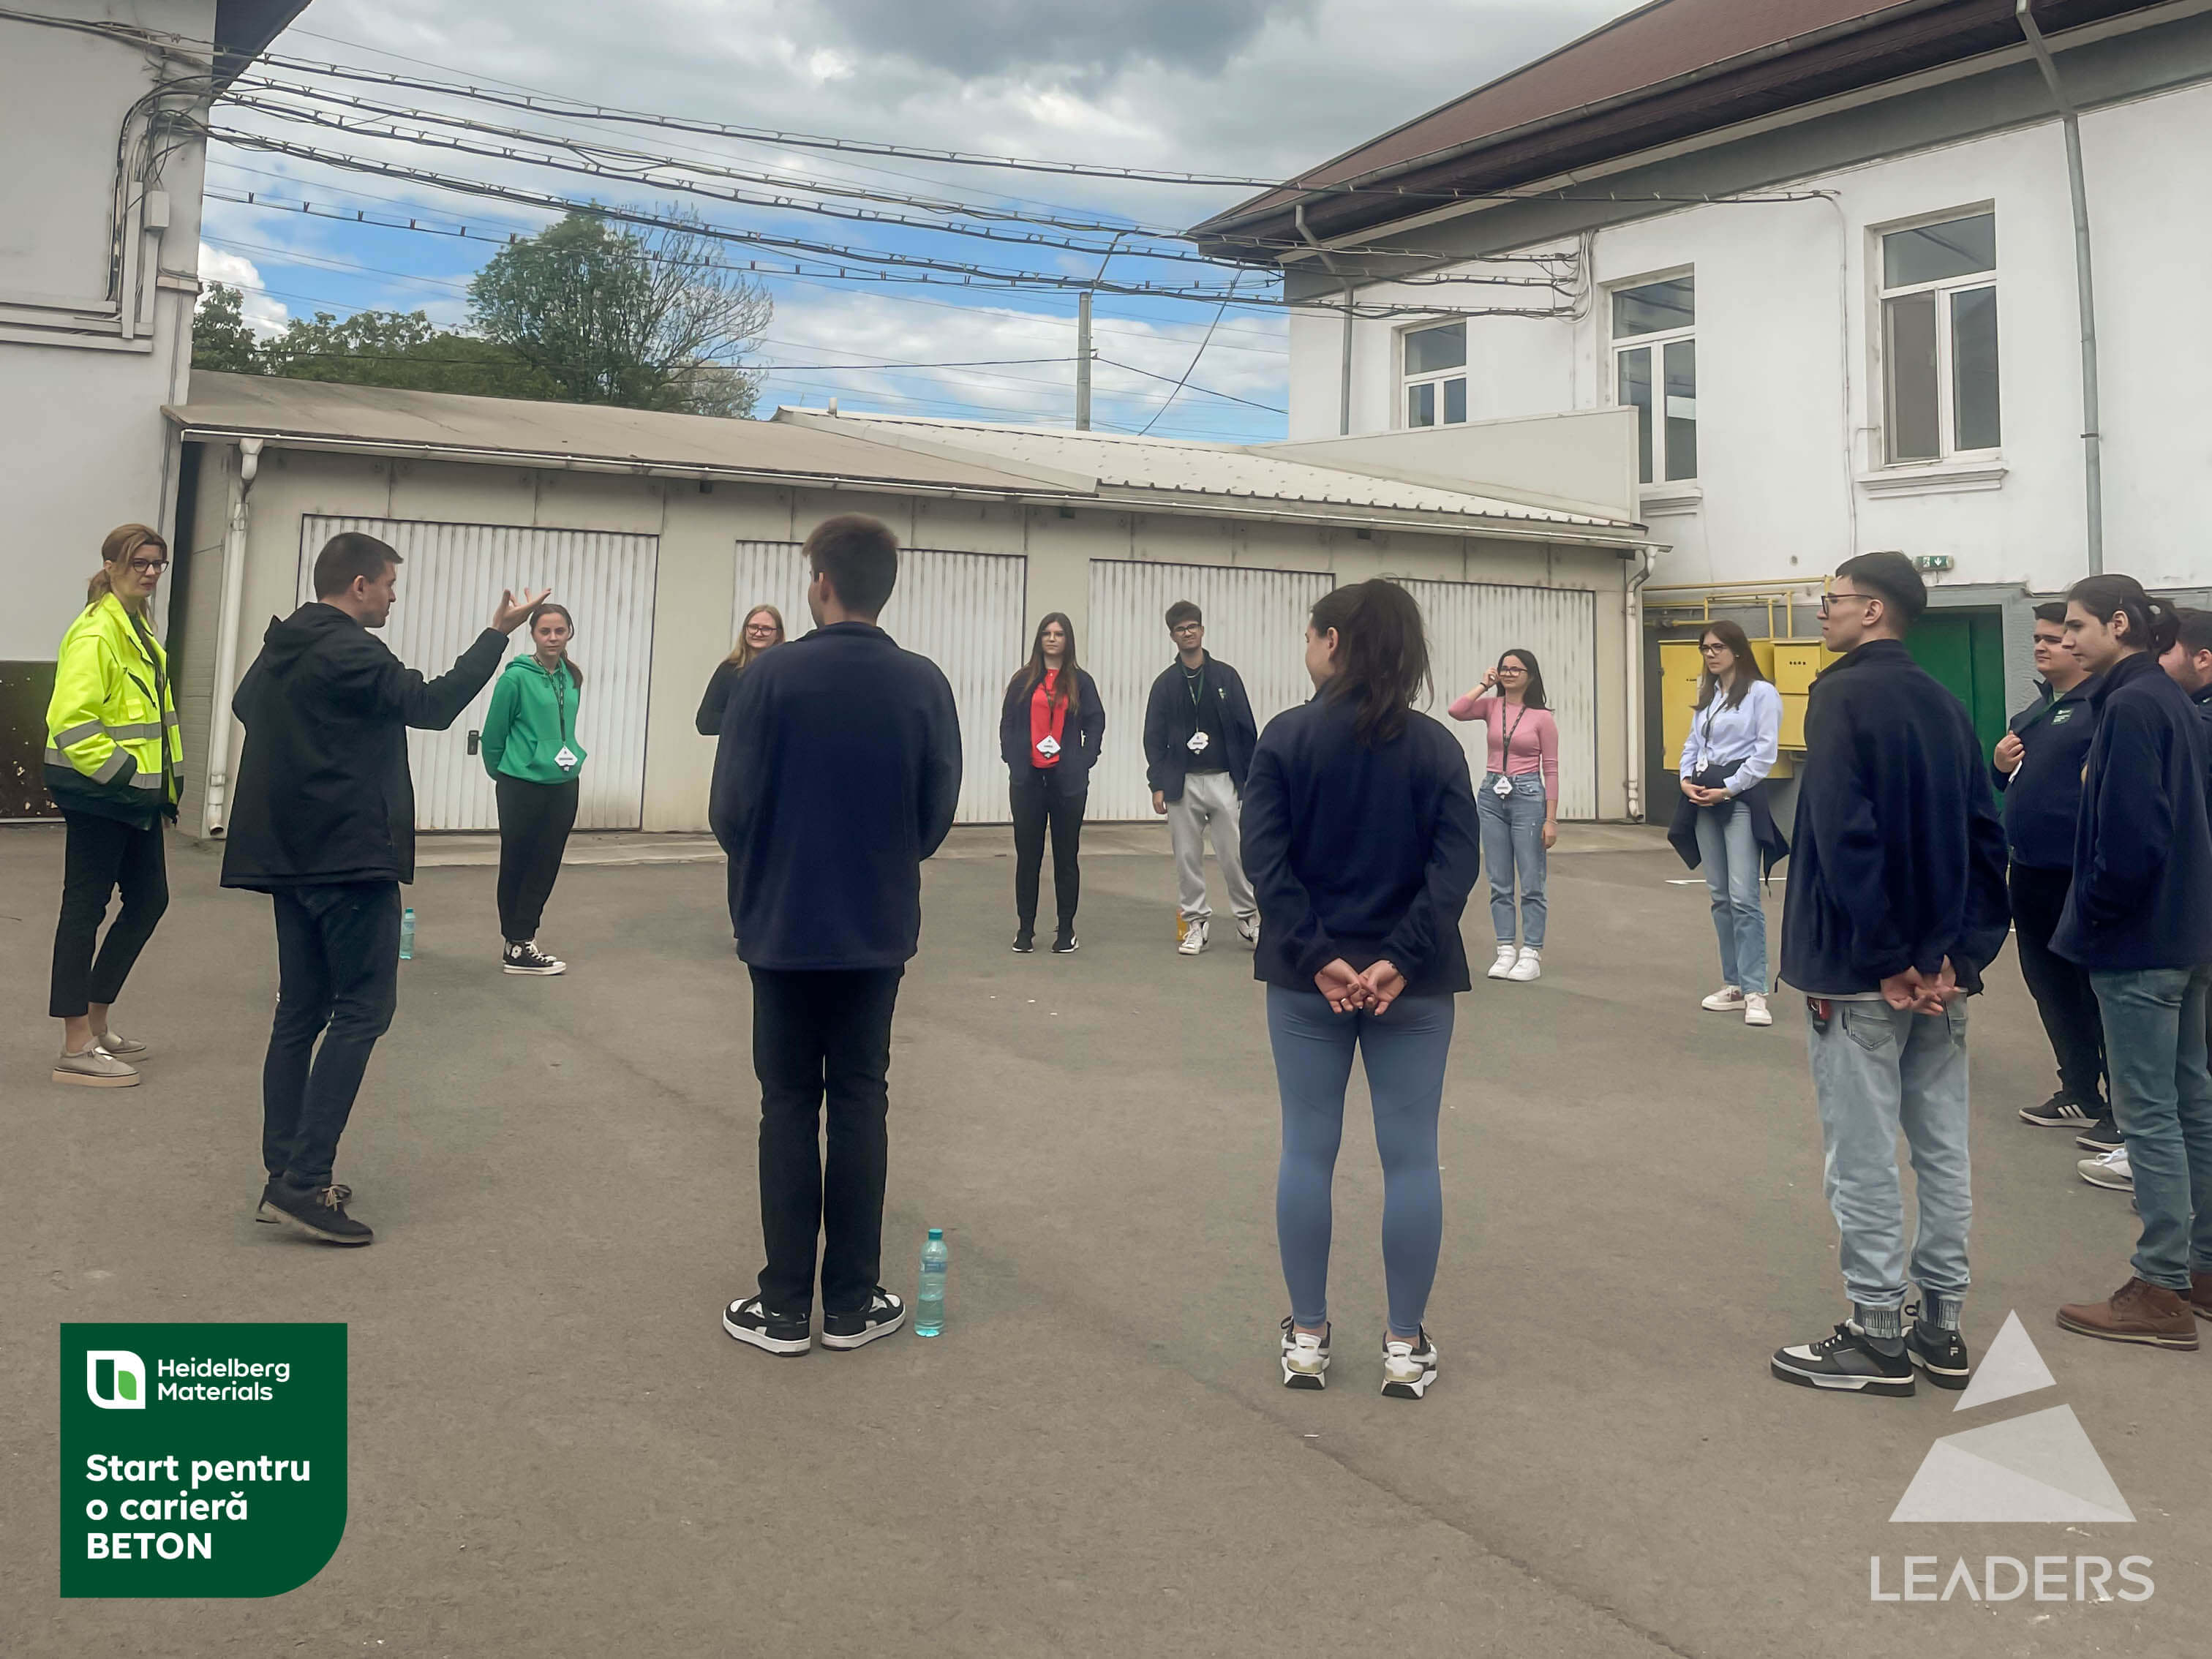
[[2009, 862, 2107, 1107], [49, 811, 169, 1018], [495, 777, 579, 941], [262, 882, 402, 1186], [1010, 767, 1085, 930], [749, 966, 903, 1317]]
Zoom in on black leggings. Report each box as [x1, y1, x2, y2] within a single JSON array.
[[1011, 767, 1085, 930], [495, 778, 579, 941], [49, 811, 169, 1019]]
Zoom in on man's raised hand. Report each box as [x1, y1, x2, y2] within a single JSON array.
[[493, 587, 552, 633]]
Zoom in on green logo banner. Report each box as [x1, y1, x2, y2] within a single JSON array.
[[59, 1323, 347, 1598]]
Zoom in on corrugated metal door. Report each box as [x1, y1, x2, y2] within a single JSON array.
[[297, 516, 660, 831], [1398, 576, 1600, 820], [729, 540, 1026, 824], [1086, 560, 1336, 821]]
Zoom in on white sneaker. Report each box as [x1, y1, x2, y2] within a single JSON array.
[[1238, 915, 1260, 947], [1743, 993, 1772, 1027], [1701, 986, 1745, 1012], [1177, 919, 1210, 956], [1279, 1317, 1329, 1390], [2078, 1147, 2133, 1191], [1486, 944, 1518, 979], [1381, 1329, 1439, 1400], [1505, 947, 1542, 982]]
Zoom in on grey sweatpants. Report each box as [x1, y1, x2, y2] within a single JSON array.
[[1168, 770, 1255, 924]]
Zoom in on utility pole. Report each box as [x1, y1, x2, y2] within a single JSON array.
[[1075, 289, 1092, 431]]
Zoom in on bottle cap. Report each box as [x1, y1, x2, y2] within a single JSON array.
[[927, 1227, 943, 1240]]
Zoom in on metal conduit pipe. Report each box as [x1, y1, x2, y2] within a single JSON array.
[[1296, 204, 1355, 435], [1625, 543, 1657, 821], [201, 436, 263, 838], [2017, 0, 2104, 575]]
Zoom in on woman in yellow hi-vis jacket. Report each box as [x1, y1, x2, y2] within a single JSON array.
[[45, 524, 183, 1088]]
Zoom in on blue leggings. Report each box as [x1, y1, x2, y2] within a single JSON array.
[[1267, 985, 1455, 1339]]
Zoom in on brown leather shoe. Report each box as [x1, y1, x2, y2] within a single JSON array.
[[2193, 1272, 2212, 1322], [2058, 1278, 2200, 1350]]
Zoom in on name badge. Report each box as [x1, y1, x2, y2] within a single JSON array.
[[1036, 735, 1061, 758], [1493, 774, 1513, 797], [1186, 731, 1211, 756], [554, 746, 579, 771]]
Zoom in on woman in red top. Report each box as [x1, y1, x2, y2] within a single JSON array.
[[1000, 613, 1105, 954]]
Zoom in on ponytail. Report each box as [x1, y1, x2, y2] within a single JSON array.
[[2068, 574, 2180, 656], [1310, 579, 1432, 746]]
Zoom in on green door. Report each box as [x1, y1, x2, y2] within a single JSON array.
[[1906, 608, 2009, 763]]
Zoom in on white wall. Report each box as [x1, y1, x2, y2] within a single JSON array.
[[2, 1, 215, 664], [1293, 78, 2212, 596]]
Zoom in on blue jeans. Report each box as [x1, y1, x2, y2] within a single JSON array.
[[1476, 772, 1547, 948], [1805, 999, 1972, 1319], [1694, 800, 1768, 996], [2088, 967, 2212, 1290], [1267, 986, 1456, 1340]]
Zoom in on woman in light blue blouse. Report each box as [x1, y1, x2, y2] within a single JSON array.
[[1668, 621, 1788, 1026]]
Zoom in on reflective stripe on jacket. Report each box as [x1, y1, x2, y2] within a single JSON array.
[[45, 592, 183, 821]]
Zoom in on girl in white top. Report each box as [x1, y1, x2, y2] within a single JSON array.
[[1675, 622, 1785, 1026]]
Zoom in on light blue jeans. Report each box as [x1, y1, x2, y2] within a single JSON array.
[[1268, 986, 1456, 1340], [1805, 999, 1972, 1324], [1695, 800, 1768, 996], [2088, 967, 2212, 1290], [1476, 772, 1547, 949]]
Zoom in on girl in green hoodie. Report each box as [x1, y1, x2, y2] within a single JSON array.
[[481, 603, 587, 974]]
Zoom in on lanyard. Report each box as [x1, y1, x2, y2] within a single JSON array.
[[1184, 663, 1203, 708], [1501, 699, 1530, 760]]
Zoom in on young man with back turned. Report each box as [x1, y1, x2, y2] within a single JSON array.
[[713, 514, 962, 1358], [1144, 601, 1260, 955], [1770, 552, 2009, 1399], [223, 532, 545, 1246]]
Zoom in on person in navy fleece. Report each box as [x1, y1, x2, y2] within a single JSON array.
[[1241, 579, 1480, 1402], [711, 515, 961, 1361], [2053, 576, 2212, 1350], [1770, 552, 2009, 1401]]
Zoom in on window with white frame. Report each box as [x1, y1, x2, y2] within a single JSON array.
[[1611, 276, 1696, 484], [1879, 211, 1999, 464], [1401, 320, 1467, 428]]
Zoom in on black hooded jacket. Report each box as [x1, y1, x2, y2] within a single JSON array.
[[220, 603, 505, 890]]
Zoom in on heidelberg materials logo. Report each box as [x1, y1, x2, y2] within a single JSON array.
[[86, 1352, 146, 1411]]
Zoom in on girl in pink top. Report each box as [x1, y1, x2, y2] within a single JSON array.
[[1448, 650, 1559, 981]]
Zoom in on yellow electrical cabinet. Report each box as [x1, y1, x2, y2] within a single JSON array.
[[1772, 641, 1843, 750]]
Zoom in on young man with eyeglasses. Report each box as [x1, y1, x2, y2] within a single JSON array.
[[1145, 602, 1260, 955], [1995, 603, 2110, 1148], [1770, 552, 2009, 1399]]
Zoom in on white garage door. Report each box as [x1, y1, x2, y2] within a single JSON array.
[[1086, 560, 1336, 821], [297, 516, 660, 831], [1398, 576, 1600, 821], [730, 540, 1026, 825]]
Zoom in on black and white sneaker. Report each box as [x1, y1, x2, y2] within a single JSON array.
[[723, 1295, 810, 1355], [1279, 1316, 1330, 1389], [2020, 1091, 2095, 1128], [502, 939, 566, 976], [1050, 929, 1079, 954], [2076, 1115, 2123, 1154], [1012, 927, 1035, 954], [821, 1287, 906, 1350], [1380, 1329, 1438, 1399], [1770, 1320, 1914, 1396], [1903, 1304, 1972, 1391]]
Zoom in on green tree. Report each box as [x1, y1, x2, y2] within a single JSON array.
[[468, 208, 770, 417], [257, 308, 561, 399], [192, 282, 262, 373]]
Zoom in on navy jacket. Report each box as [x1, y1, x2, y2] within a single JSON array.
[[2053, 651, 2212, 971], [1995, 676, 2098, 870], [1778, 639, 2009, 996], [711, 622, 961, 970], [998, 666, 1105, 793], [1241, 691, 1481, 998], [1144, 655, 1258, 800]]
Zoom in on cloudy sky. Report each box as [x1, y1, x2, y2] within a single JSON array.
[[201, 0, 1641, 440]]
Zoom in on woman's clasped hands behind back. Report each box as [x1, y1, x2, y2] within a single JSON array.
[[1314, 958, 1409, 1015]]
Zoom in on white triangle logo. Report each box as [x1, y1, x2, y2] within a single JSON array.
[[1952, 1310, 2057, 1412], [1891, 1314, 2132, 1524]]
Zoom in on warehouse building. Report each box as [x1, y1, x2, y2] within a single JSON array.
[[162, 372, 1655, 836]]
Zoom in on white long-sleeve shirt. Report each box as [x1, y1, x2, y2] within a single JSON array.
[[1679, 678, 1782, 795]]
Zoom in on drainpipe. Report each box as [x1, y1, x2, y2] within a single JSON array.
[[2017, 0, 2103, 576], [1625, 543, 1657, 821], [1296, 205, 1356, 435], [201, 437, 263, 838]]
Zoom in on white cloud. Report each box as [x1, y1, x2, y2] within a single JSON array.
[[196, 244, 290, 333]]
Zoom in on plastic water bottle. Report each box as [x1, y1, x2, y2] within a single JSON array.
[[916, 1228, 947, 1336], [399, 906, 415, 961]]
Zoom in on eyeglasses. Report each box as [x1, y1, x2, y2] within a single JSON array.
[[1817, 590, 1876, 616], [127, 558, 168, 576], [1698, 642, 1728, 655], [1170, 623, 1203, 636], [1496, 666, 1527, 676]]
